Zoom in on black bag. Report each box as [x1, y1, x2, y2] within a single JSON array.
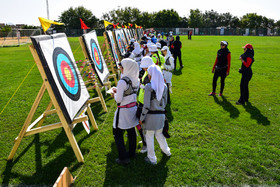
[[163, 116, 171, 138], [136, 103, 143, 119], [215, 65, 227, 72]]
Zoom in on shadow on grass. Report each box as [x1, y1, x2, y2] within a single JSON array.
[[1, 129, 95, 185], [213, 96, 240, 118], [166, 103, 174, 122], [173, 68, 182, 76], [243, 102, 270, 126], [104, 142, 170, 186]]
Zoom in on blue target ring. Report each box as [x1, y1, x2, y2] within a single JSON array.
[[90, 39, 104, 73], [110, 36, 119, 62], [117, 34, 124, 54], [53, 47, 81, 101]]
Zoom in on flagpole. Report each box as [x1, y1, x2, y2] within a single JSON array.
[[46, 0, 50, 19]]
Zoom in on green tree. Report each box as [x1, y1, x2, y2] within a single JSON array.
[[153, 9, 181, 28], [229, 16, 241, 28], [101, 7, 141, 26], [240, 13, 262, 29], [188, 9, 203, 28], [203, 10, 220, 28], [261, 16, 275, 29], [59, 6, 99, 29], [0, 25, 11, 32], [21, 25, 40, 29]]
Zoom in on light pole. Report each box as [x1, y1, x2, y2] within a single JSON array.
[[46, 0, 50, 19]]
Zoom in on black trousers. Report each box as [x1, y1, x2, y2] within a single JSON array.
[[173, 52, 183, 69], [212, 69, 227, 93], [113, 127, 136, 161], [238, 70, 252, 103]]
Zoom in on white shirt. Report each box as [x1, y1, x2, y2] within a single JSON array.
[[113, 80, 138, 129]]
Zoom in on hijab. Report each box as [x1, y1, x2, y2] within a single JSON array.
[[120, 58, 140, 88], [161, 46, 172, 60], [132, 42, 140, 55], [147, 65, 165, 101]]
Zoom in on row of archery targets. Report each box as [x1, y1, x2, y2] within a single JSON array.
[[8, 28, 144, 163]]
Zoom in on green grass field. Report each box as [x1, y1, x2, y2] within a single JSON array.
[[0, 35, 279, 186]]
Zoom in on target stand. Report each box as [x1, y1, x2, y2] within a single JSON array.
[[76, 59, 108, 113], [8, 45, 98, 163], [79, 36, 116, 95]]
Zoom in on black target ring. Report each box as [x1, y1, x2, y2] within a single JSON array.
[[53, 47, 81, 101]]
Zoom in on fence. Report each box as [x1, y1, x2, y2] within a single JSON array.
[[153, 27, 280, 36]]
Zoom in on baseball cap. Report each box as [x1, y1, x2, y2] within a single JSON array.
[[148, 44, 158, 52], [242, 43, 253, 49], [221, 41, 228, 46], [161, 46, 169, 51], [140, 56, 154, 68], [156, 43, 161, 49]]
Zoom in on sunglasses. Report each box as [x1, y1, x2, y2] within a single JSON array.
[[221, 44, 225, 46]]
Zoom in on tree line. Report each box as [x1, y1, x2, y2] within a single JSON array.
[[1, 6, 280, 32], [56, 6, 280, 30]]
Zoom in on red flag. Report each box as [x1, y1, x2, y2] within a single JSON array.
[[80, 18, 90, 29]]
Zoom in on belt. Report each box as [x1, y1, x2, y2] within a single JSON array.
[[117, 102, 137, 108], [148, 110, 166, 114], [163, 69, 173, 72]]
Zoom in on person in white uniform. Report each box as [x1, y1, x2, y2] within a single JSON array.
[[161, 46, 174, 103], [132, 40, 142, 68], [139, 65, 171, 165], [112, 58, 140, 164]]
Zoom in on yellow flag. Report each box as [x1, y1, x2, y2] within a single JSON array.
[[124, 25, 127, 29], [135, 24, 139, 28], [38, 17, 64, 32], [117, 26, 121, 29], [104, 20, 113, 29]]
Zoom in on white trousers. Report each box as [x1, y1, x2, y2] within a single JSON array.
[[145, 128, 171, 163]]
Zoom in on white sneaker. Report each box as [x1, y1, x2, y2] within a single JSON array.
[[140, 146, 147, 153], [144, 157, 157, 165], [165, 152, 171, 157]]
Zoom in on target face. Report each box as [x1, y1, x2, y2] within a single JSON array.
[[117, 34, 124, 54], [53, 47, 81, 101], [82, 30, 109, 85], [90, 39, 104, 73], [30, 33, 90, 124], [110, 36, 119, 62]]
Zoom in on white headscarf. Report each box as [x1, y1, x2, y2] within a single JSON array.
[[147, 65, 165, 101], [120, 58, 139, 88], [161, 46, 172, 59], [132, 42, 140, 55]]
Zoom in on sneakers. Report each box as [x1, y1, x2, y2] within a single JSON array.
[[236, 101, 244, 105], [140, 146, 147, 153], [219, 93, 223, 96], [165, 152, 172, 157], [115, 158, 130, 165], [208, 92, 216, 96], [144, 157, 157, 165]]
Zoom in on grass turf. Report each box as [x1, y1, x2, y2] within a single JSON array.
[[0, 36, 279, 186]]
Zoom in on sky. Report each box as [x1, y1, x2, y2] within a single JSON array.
[[0, 0, 280, 26]]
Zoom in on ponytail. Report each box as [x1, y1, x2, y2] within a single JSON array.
[[155, 51, 161, 66]]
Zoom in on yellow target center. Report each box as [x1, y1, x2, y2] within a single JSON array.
[[64, 68, 72, 81], [94, 51, 99, 61]]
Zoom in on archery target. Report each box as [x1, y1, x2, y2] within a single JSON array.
[[90, 39, 104, 73], [82, 30, 109, 85], [107, 31, 119, 65], [53, 47, 80, 100], [31, 33, 90, 124], [121, 33, 128, 49], [114, 29, 126, 56]]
